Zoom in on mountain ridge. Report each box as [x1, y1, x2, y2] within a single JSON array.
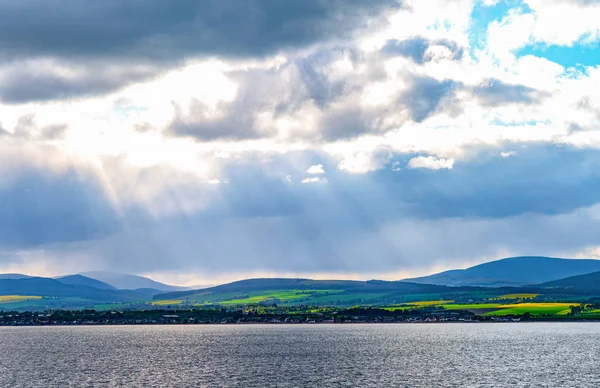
[[403, 256, 600, 287], [541, 271, 600, 292], [56, 275, 117, 291], [79, 271, 188, 292]]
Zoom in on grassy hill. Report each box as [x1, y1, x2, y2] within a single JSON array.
[[0, 277, 165, 310], [154, 278, 507, 306], [541, 271, 600, 292], [404, 256, 600, 287]]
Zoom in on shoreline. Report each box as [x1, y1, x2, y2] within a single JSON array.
[[2, 319, 600, 327]]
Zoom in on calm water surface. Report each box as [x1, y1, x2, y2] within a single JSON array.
[[0, 323, 599, 387]]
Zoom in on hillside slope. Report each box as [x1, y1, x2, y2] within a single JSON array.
[[56, 275, 117, 290], [80, 271, 187, 291], [0, 277, 162, 300], [404, 256, 600, 287], [153, 278, 475, 305], [541, 271, 600, 292], [0, 274, 33, 280]]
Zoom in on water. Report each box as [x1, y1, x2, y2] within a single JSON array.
[[0, 323, 599, 387]]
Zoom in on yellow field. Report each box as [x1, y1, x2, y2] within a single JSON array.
[[0, 295, 42, 304], [493, 293, 540, 300], [151, 299, 183, 306], [384, 300, 454, 311], [407, 300, 454, 306]]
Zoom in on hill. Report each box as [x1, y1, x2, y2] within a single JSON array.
[[404, 256, 600, 287], [153, 278, 492, 306], [0, 277, 163, 304], [540, 271, 600, 292], [80, 271, 188, 291], [0, 274, 33, 280], [56, 275, 117, 290]]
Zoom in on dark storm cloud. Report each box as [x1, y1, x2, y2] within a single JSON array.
[[0, 159, 119, 248], [0, 61, 161, 104], [0, 0, 401, 103], [3, 144, 600, 275], [380, 145, 600, 219], [472, 79, 548, 107], [382, 37, 464, 64], [0, 0, 402, 61], [45, 144, 600, 275], [206, 144, 600, 222]]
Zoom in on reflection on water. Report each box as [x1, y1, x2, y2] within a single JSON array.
[[1, 323, 598, 387]]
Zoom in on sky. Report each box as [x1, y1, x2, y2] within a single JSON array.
[[1, 0, 600, 286]]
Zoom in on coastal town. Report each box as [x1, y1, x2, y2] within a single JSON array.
[[0, 306, 547, 326]]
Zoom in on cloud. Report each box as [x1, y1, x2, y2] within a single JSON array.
[[306, 164, 325, 174], [407, 156, 455, 170], [4, 114, 68, 140], [401, 77, 460, 122], [0, 140, 119, 248], [0, 59, 162, 104], [0, 1, 403, 103], [0, 0, 402, 61], [2, 0, 600, 283], [382, 36, 464, 64], [5, 149, 600, 278], [471, 79, 548, 107], [301, 177, 328, 184]]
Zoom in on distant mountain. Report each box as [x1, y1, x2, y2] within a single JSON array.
[[0, 274, 33, 280], [0, 277, 163, 300], [404, 256, 600, 287], [56, 275, 117, 290], [80, 271, 188, 291], [541, 271, 600, 292]]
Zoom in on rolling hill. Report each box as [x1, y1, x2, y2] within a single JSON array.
[[404, 256, 600, 287], [153, 278, 491, 306], [0, 274, 33, 280], [540, 271, 600, 292], [80, 271, 188, 291], [56, 275, 117, 290], [0, 277, 163, 303]]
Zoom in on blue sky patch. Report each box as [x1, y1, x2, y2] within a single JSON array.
[[469, 0, 530, 55], [516, 41, 600, 69]]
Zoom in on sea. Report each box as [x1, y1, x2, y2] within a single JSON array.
[[1, 323, 599, 387]]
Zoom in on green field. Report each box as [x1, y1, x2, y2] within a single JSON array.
[[166, 289, 409, 306], [482, 303, 574, 316], [392, 301, 581, 317], [218, 290, 348, 305]]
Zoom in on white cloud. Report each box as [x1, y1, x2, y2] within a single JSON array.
[[306, 164, 325, 174], [524, 0, 600, 47], [301, 177, 328, 184], [486, 0, 600, 64], [500, 151, 517, 158], [407, 156, 455, 170]]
